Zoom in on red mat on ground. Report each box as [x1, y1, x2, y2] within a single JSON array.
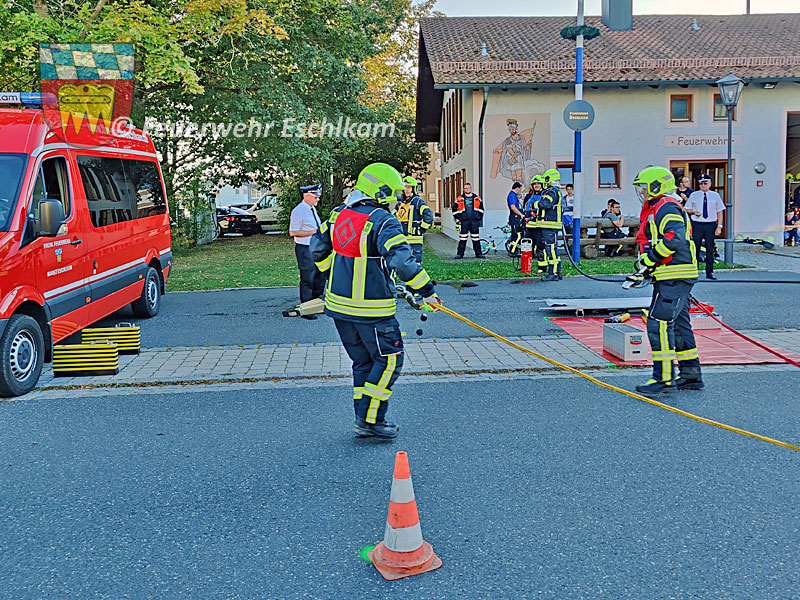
[[550, 316, 800, 366]]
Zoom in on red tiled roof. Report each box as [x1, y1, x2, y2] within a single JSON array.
[[421, 14, 800, 85]]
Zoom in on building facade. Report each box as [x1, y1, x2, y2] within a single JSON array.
[[417, 12, 800, 244]]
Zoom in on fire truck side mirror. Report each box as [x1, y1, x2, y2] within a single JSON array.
[[39, 199, 65, 237]]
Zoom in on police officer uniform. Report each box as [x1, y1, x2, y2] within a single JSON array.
[[452, 192, 485, 259], [633, 166, 703, 395], [290, 183, 325, 310], [311, 164, 437, 439], [394, 186, 434, 264]]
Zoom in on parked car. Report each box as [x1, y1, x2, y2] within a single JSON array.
[[226, 202, 256, 211], [0, 106, 171, 396], [216, 206, 261, 236], [247, 194, 280, 232]]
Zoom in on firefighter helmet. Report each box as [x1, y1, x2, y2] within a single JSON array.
[[632, 166, 676, 203], [542, 168, 561, 186], [403, 176, 418, 188], [355, 163, 405, 203], [530, 175, 544, 187]]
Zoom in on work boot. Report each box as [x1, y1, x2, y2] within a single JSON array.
[[675, 377, 705, 390], [354, 417, 399, 439], [541, 265, 558, 282], [556, 262, 563, 280], [454, 254, 464, 260], [635, 379, 676, 396]]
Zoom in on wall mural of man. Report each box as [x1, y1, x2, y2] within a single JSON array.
[[486, 114, 550, 211]]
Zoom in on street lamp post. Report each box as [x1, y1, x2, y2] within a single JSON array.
[[716, 73, 744, 266]]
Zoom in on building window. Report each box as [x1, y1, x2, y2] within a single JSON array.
[[713, 93, 736, 121], [598, 161, 621, 189], [670, 94, 693, 122], [556, 162, 574, 186]]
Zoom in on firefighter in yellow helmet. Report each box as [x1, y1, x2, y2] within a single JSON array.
[[310, 163, 439, 439], [630, 165, 702, 396], [523, 175, 546, 274], [538, 169, 563, 281], [393, 176, 434, 264]]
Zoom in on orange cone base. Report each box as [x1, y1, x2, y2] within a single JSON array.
[[367, 541, 442, 581]]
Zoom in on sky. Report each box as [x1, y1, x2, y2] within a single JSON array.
[[432, 0, 800, 17]]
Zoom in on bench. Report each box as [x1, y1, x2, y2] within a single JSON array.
[[564, 216, 641, 259]]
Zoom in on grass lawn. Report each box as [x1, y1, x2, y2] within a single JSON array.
[[169, 234, 751, 291], [169, 235, 299, 291]]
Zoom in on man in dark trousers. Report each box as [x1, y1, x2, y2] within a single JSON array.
[[684, 173, 725, 280], [310, 163, 439, 440], [453, 182, 485, 259], [289, 183, 325, 319], [506, 182, 524, 255]]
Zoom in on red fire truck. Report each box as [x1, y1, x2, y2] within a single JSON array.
[[0, 104, 171, 396]]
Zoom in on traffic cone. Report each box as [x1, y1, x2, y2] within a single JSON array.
[[367, 451, 442, 580]]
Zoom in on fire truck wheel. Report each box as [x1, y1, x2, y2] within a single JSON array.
[[131, 267, 162, 318], [0, 314, 45, 397]]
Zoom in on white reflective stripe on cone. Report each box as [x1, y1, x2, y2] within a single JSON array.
[[383, 521, 424, 552], [389, 476, 415, 504]]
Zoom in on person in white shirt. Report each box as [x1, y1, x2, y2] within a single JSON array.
[[684, 174, 725, 279], [289, 183, 325, 318]]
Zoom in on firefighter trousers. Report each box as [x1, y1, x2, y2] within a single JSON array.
[[409, 243, 423, 264], [526, 226, 546, 272], [540, 229, 561, 273], [647, 280, 701, 383], [333, 317, 405, 424], [456, 221, 482, 257]]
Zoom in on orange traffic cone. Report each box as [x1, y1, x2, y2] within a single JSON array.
[[367, 451, 442, 580]]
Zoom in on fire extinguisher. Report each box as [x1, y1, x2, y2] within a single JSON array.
[[520, 238, 533, 274]]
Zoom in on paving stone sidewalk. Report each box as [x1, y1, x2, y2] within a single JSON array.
[[33, 328, 800, 391]]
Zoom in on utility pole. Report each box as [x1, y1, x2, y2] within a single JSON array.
[[572, 0, 585, 264]]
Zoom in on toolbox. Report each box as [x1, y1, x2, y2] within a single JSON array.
[[53, 342, 119, 377], [602, 323, 646, 362], [81, 323, 141, 354]]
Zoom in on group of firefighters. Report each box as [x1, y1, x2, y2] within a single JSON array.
[[306, 161, 702, 439]]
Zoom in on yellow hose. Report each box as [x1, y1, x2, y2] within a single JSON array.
[[436, 304, 800, 453]]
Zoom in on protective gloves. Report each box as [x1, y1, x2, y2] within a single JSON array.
[[422, 293, 441, 312]]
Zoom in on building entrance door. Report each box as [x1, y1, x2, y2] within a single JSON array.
[[670, 160, 729, 238]]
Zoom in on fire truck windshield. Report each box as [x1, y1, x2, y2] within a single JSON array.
[[0, 153, 28, 232]]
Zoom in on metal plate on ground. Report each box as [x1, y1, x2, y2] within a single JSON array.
[[538, 297, 651, 316]]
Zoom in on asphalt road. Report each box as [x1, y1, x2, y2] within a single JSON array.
[[2, 372, 799, 599], [89, 270, 800, 348]]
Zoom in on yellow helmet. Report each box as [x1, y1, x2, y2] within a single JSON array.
[[632, 166, 676, 203], [355, 163, 405, 203], [530, 175, 544, 186], [542, 168, 561, 186], [403, 176, 418, 188]]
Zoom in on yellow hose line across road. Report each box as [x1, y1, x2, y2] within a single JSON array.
[[436, 304, 800, 453]]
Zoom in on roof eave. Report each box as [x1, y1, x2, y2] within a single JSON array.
[[433, 77, 800, 90]]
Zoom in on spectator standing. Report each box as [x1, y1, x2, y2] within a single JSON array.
[[600, 200, 626, 256], [562, 183, 575, 214], [676, 176, 694, 206], [786, 209, 799, 246], [289, 183, 325, 318], [685, 174, 725, 280], [506, 182, 524, 255], [562, 183, 575, 236]]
